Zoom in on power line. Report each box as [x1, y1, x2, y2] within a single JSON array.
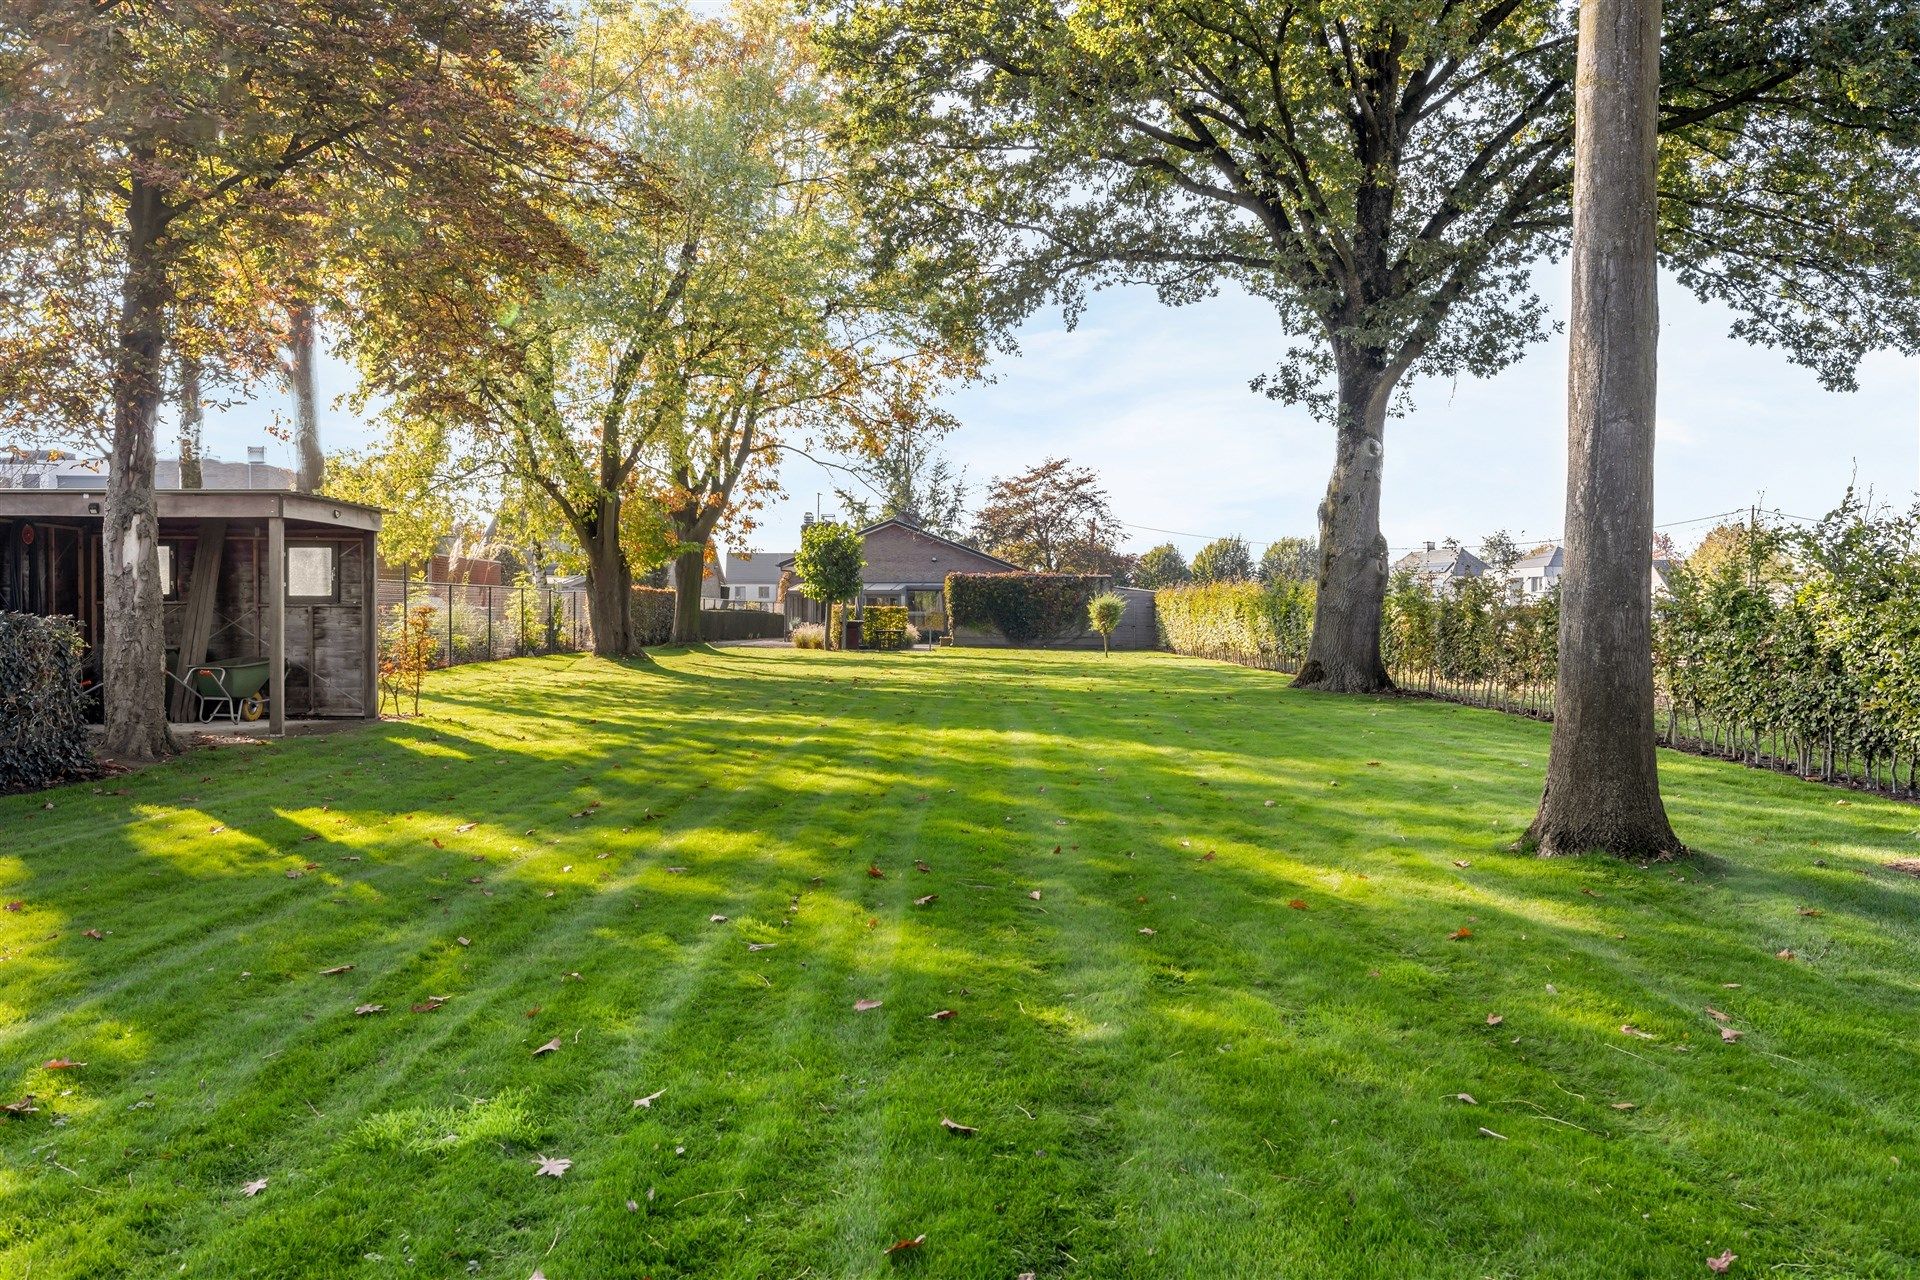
[[1120, 505, 1810, 557]]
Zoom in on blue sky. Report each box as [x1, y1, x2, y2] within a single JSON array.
[[202, 263, 1919, 561]]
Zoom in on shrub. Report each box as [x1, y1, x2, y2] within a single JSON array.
[[946, 572, 1102, 645], [1088, 592, 1126, 655], [1156, 580, 1314, 670], [863, 605, 911, 650], [631, 586, 676, 646], [0, 612, 92, 791], [792, 623, 826, 649], [381, 605, 437, 716]]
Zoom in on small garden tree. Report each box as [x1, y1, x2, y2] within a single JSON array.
[[1259, 537, 1318, 586], [794, 520, 864, 651], [1089, 593, 1126, 656]]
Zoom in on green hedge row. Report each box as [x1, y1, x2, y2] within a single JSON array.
[[1154, 580, 1314, 670], [946, 573, 1103, 644], [0, 611, 93, 792], [631, 587, 675, 646]]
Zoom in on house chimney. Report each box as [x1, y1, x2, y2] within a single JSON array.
[[1424, 540, 1435, 552], [247, 446, 266, 464]]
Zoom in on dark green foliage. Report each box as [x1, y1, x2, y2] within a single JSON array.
[[0, 612, 92, 791], [946, 572, 1101, 645], [631, 587, 676, 647], [697, 609, 787, 642], [1191, 537, 1254, 584], [1259, 537, 1318, 585], [1132, 543, 1190, 590], [862, 604, 910, 650], [794, 521, 864, 635], [1155, 581, 1314, 670]]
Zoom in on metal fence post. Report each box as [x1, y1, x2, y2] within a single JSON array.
[[445, 581, 454, 666], [486, 584, 494, 659]]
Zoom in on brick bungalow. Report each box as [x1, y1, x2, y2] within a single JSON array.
[[777, 516, 1019, 640]]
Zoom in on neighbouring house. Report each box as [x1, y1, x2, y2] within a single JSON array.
[[1504, 543, 1564, 600], [1652, 555, 1676, 599], [1395, 542, 1490, 593], [778, 515, 1020, 640], [666, 554, 726, 608], [717, 549, 792, 611]]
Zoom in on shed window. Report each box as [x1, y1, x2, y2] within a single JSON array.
[[157, 543, 179, 600], [287, 543, 339, 603]]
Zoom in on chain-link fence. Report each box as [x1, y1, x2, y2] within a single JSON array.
[[375, 576, 593, 668]]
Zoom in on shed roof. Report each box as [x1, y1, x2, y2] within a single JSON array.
[[0, 488, 384, 532]]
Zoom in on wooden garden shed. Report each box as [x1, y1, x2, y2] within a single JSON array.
[[0, 488, 383, 733]]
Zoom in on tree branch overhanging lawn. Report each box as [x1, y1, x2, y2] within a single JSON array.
[[0, 648, 1916, 1277]]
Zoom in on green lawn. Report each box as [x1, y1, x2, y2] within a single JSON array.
[[3, 647, 1918, 1278]]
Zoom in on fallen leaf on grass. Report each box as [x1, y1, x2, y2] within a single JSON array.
[[1707, 1250, 1736, 1273], [1620, 1025, 1656, 1040], [747, 942, 776, 952], [914, 894, 938, 906], [242, 1177, 268, 1197], [533, 1038, 562, 1056], [1720, 1027, 1743, 1043], [666, 867, 687, 874], [1453, 1093, 1477, 1105], [4, 901, 22, 912], [1452, 860, 1471, 868], [2, 1097, 39, 1117], [1138, 927, 1156, 936], [320, 965, 355, 976], [929, 1009, 955, 1020], [1478, 1126, 1507, 1140], [210, 825, 226, 835], [532, 1155, 571, 1178], [914, 860, 931, 873], [709, 914, 729, 924], [1797, 906, 1823, 917], [353, 1004, 385, 1016], [1776, 949, 1796, 960], [1448, 928, 1472, 941], [854, 998, 883, 1012], [1704, 1007, 1731, 1022], [454, 822, 477, 833], [1028, 891, 1042, 901], [411, 997, 449, 1013], [884, 1235, 925, 1255], [1485, 1014, 1503, 1026], [867, 864, 886, 879], [940, 1116, 977, 1136], [43, 1059, 84, 1070], [82, 928, 104, 940], [1610, 1102, 1637, 1111], [456, 936, 470, 947], [284, 869, 305, 879], [633, 1089, 665, 1109], [1287, 899, 1308, 910]]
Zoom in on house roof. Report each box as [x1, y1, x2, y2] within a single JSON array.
[[776, 518, 1022, 574], [723, 550, 794, 587], [1394, 546, 1488, 579], [1510, 544, 1563, 574]]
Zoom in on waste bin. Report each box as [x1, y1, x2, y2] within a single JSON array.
[[842, 618, 862, 650]]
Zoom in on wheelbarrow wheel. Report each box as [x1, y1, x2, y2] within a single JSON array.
[[239, 693, 267, 722]]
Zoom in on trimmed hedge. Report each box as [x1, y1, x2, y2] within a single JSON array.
[[0, 611, 93, 791], [946, 573, 1103, 645], [700, 609, 788, 641], [631, 586, 676, 646], [1155, 580, 1315, 671], [863, 604, 910, 650]]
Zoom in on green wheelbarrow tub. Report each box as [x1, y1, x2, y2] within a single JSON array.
[[174, 658, 273, 723]]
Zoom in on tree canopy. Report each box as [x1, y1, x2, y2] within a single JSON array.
[[973, 456, 1129, 575], [1192, 536, 1255, 584]]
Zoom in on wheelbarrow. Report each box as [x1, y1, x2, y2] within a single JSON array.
[[166, 657, 272, 724]]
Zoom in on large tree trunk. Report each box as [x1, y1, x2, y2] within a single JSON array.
[[1293, 354, 1395, 693], [581, 497, 632, 657], [1527, 0, 1683, 859], [671, 545, 705, 645], [102, 176, 175, 762], [288, 299, 324, 493], [177, 354, 204, 490]]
